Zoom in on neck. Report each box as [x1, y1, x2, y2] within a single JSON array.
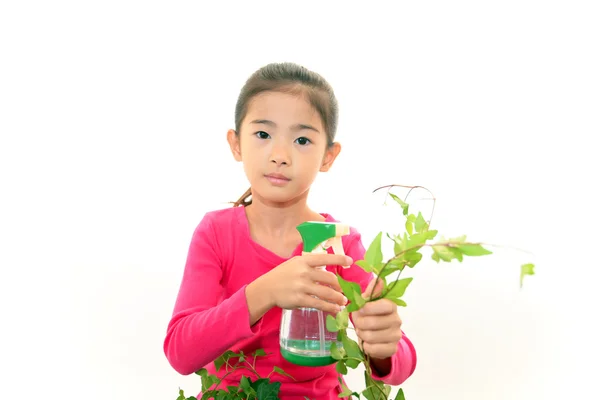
[[244, 190, 324, 237]]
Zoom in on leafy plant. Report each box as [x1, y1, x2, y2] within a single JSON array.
[[324, 185, 535, 399], [176, 349, 295, 400], [175, 185, 535, 399]]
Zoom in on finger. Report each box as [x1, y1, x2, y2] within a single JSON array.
[[301, 294, 342, 314], [361, 342, 399, 359], [355, 326, 402, 344], [304, 253, 353, 268], [362, 278, 385, 300], [353, 313, 402, 331], [360, 299, 398, 316], [310, 269, 343, 292], [307, 283, 348, 307]]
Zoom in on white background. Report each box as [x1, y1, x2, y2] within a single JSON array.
[[1, 1, 599, 399]]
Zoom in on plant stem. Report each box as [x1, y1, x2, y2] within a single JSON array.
[[372, 240, 491, 301], [363, 358, 389, 400], [210, 364, 262, 392], [372, 184, 437, 227]]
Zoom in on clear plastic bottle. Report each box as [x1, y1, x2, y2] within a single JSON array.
[[279, 221, 349, 366], [279, 277, 344, 366]]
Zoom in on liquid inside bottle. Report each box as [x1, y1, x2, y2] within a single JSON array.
[[279, 306, 343, 366]]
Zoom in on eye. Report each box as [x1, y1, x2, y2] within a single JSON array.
[[295, 137, 311, 146], [255, 131, 270, 139]]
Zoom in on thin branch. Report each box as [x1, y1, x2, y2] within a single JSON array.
[[372, 184, 437, 226]]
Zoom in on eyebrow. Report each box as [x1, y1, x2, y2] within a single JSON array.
[[250, 119, 320, 133]]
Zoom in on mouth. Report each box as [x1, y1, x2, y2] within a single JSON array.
[[265, 173, 291, 186]]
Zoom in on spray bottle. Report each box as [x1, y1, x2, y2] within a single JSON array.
[[279, 221, 350, 366]]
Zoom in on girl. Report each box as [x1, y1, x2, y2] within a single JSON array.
[[163, 62, 417, 399]]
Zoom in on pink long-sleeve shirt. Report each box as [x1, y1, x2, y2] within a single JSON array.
[[164, 206, 417, 399]]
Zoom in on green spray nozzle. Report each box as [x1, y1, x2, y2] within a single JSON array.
[[296, 221, 350, 257]]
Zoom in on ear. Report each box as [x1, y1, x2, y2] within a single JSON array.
[[320, 142, 342, 172], [227, 129, 242, 162]]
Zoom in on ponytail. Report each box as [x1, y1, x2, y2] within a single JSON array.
[[232, 187, 252, 207]]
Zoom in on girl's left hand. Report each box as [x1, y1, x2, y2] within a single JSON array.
[[351, 279, 403, 360]]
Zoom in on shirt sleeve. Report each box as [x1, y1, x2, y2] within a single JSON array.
[[340, 230, 418, 386], [163, 213, 261, 375]]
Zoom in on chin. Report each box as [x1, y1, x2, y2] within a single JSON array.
[[255, 187, 309, 205]]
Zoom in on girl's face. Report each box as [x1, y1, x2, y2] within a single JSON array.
[[227, 90, 341, 206]]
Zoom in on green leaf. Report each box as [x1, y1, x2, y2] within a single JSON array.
[[448, 234, 467, 243], [250, 378, 269, 390], [197, 369, 211, 392], [214, 390, 229, 400], [389, 193, 409, 215], [336, 309, 349, 330], [406, 231, 429, 248], [388, 258, 407, 268], [330, 342, 344, 360], [240, 376, 256, 397], [361, 377, 389, 400], [255, 380, 280, 400], [214, 349, 240, 371], [414, 212, 428, 233], [355, 260, 373, 273], [384, 277, 413, 300], [431, 251, 440, 263], [361, 386, 378, 400], [432, 245, 454, 262], [426, 229, 438, 240], [365, 232, 383, 267], [214, 354, 229, 372], [326, 314, 339, 332], [345, 357, 361, 369], [371, 262, 386, 275], [393, 235, 404, 257], [253, 349, 266, 357], [457, 243, 493, 256], [346, 298, 365, 313], [271, 366, 295, 380], [342, 335, 363, 363], [394, 387, 406, 400], [405, 251, 423, 268], [448, 247, 464, 262], [384, 384, 392, 399], [390, 298, 407, 307], [339, 382, 353, 398], [240, 375, 251, 389], [379, 258, 404, 280], [405, 219, 413, 235], [205, 375, 219, 391], [337, 275, 365, 312], [520, 263, 535, 288], [336, 360, 348, 374]]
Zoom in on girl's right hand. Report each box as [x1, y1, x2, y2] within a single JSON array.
[[261, 253, 352, 314]]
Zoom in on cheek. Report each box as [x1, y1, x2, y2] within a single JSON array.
[[298, 147, 326, 165], [241, 141, 266, 161]]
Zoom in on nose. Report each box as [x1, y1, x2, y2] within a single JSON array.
[[270, 141, 290, 165]]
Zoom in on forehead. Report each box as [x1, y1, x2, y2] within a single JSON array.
[[244, 91, 323, 129]]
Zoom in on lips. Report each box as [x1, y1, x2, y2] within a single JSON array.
[[265, 173, 291, 186], [265, 173, 290, 181]]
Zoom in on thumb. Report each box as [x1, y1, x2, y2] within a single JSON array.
[[362, 277, 385, 300]]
